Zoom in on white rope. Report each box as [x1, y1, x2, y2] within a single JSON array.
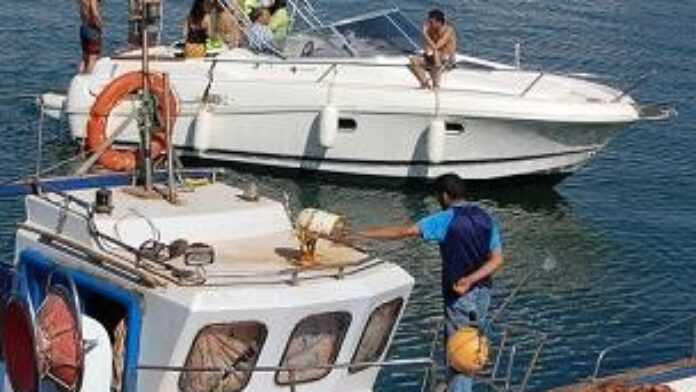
[[113, 208, 162, 245]]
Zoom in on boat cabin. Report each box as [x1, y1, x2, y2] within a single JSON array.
[[0, 175, 413, 392]]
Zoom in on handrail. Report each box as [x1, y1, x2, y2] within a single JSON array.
[[24, 175, 397, 287], [136, 319, 546, 392], [612, 69, 657, 103], [592, 314, 696, 380], [138, 357, 434, 374]]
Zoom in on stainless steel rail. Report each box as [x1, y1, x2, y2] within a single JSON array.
[[138, 319, 546, 392], [592, 314, 696, 380], [25, 175, 395, 288]]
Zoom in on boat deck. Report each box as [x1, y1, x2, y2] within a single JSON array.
[[23, 181, 378, 287]]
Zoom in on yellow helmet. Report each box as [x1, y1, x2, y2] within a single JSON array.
[[447, 326, 489, 373]]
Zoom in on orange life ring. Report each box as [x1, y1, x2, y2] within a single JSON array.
[[86, 71, 178, 172]]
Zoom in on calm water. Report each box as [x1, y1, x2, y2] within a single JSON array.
[[1, 1, 695, 391]]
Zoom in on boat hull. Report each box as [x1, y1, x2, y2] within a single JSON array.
[[66, 107, 624, 180], [63, 54, 636, 180]]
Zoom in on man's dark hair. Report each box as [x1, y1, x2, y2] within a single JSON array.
[[428, 9, 446, 24], [433, 173, 466, 199]]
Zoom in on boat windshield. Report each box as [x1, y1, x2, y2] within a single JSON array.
[[283, 9, 422, 58]]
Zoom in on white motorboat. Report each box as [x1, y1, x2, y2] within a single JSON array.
[[43, 0, 673, 180]]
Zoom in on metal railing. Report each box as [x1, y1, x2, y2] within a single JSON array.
[[137, 318, 546, 392], [592, 314, 696, 380], [21, 174, 396, 288]]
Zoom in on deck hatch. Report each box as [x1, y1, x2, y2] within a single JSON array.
[[276, 312, 352, 385], [179, 322, 268, 392], [349, 298, 404, 373]]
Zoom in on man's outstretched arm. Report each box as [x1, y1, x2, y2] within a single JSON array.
[[357, 224, 420, 240]]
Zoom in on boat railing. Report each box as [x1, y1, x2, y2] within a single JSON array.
[[18, 174, 398, 288], [137, 318, 547, 392], [591, 314, 696, 380]]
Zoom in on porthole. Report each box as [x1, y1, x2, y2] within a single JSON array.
[[276, 312, 352, 385], [445, 121, 466, 134], [350, 298, 404, 373], [179, 322, 267, 392], [338, 118, 357, 132]]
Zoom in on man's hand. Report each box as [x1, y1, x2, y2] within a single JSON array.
[[453, 276, 473, 295]]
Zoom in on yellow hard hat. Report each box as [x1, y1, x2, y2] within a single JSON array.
[[447, 326, 489, 373]]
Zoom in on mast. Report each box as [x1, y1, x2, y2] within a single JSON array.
[[136, 0, 161, 192]]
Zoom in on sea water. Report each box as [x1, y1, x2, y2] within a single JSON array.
[[0, 1, 695, 390]]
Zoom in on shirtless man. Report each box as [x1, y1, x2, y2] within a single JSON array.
[[409, 9, 457, 89], [77, 0, 103, 73]]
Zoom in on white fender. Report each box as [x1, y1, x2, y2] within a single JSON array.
[[319, 105, 339, 149], [81, 315, 113, 392], [40, 92, 67, 120], [193, 105, 213, 152], [427, 119, 446, 164]]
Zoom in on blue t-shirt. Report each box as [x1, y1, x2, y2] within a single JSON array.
[[418, 206, 502, 252]]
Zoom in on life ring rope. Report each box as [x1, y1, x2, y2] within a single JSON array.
[[85, 71, 178, 172]]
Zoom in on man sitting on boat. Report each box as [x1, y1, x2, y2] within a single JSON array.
[[409, 9, 458, 89]]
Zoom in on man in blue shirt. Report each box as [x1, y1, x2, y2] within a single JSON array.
[[357, 173, 503, 392]]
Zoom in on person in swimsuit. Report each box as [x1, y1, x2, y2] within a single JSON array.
[[77, 0, 103, 74], [211, 1, 242, 48], [183, 0, 212, 58], [409, 9, 458, 89]]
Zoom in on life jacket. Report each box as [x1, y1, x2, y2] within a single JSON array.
[[439, 205, 493, 305]]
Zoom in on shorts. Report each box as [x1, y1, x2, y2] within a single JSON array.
[[80, 24, 102, 55], [424, 53, 456, 71]]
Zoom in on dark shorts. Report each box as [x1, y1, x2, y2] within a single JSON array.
[[80, 24, 102, 55], [424, 53, 456, 71]]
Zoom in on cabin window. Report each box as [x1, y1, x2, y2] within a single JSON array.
[[276, 312, 352, 385], [349, 298, 404, 373], [179, 322, 267, 392], [446, 121, 466, 135], [338, 118, 358, 132]]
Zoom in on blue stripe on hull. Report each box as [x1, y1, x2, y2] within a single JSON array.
[[14, 249, 143, 392]]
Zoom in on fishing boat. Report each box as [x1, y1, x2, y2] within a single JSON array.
[[41, 0, 674, 180], [0, 170, 424, 392]]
